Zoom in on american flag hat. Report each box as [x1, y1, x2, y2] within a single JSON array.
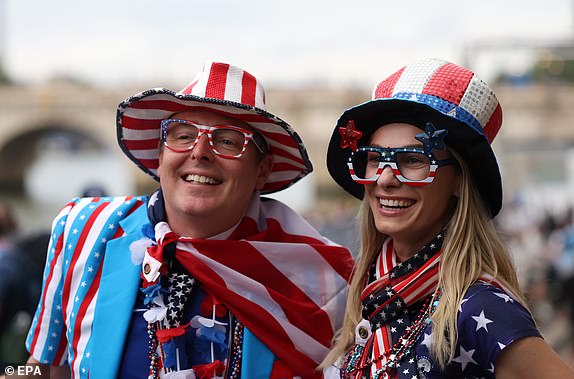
[[117, 61, 313, 194], [327, 58, 503, 217]]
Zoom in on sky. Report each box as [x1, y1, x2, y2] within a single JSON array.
[[2, 0, 573, 89]]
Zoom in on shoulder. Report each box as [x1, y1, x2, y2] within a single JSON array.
[[457, 281, 540, 347], [460, 282, 519, 311], [56, 196, 147, 225], [51, 196, 148, 250]]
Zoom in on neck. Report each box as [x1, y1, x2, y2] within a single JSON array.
[[165, 211, 241, 239], [392, 240, 419, 262], [391, 228, 446, 262]]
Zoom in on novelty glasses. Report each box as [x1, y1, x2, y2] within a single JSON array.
[[161, 119, 266, 159], [348, 146, 454, 186]]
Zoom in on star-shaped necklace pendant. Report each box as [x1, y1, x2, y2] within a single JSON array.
[[339, 120, 363, 151]]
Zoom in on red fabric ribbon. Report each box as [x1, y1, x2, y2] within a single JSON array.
[[192, 360, 225, 379], [155, 323, 189, 343]]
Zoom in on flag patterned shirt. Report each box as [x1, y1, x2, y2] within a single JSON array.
[[414, 282, 541, 378]]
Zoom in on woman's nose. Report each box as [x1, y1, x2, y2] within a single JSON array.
[[375, 164, 401, 187]]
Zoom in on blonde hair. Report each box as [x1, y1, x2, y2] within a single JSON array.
[[321, 151, 527, 369]]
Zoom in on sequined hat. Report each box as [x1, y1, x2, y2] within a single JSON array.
[[117, 61, 312, 194], [327, 58, 503, 217]]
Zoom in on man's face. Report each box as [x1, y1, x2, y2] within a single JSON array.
[[158, 110, 272, 237]]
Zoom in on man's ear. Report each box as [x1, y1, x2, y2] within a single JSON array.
[[255, 155, 273, 191]]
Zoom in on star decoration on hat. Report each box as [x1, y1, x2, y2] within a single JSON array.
[[339, 120, 362, 151], [415, 122, 448, 154]]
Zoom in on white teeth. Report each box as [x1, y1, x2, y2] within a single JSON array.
[[379, 198, 414, 208], [184, 174, 219, 184]]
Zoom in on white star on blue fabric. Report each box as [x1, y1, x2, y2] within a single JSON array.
[[472, 310, 493, 332], [447, 108, 458, 118], [452, 346, 477, 371], [149, 191, 159, 207], [421, 332, 432, 349], [488, 362, 495, 373], [494, 292, 514, 303]]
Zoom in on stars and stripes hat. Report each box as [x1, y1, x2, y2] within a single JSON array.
[[327, 58, 504, 217], [117, 61, 313, 194]]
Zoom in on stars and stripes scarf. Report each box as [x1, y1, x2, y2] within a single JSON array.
[[342, 232, 444, 379], [145, 190, 354, 378]]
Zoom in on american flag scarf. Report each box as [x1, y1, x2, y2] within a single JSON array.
[[144, 190, 354, 378], [341, 232, 444, 379]]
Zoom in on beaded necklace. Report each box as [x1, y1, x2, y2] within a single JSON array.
[[341, 288, 441, 379], [373, 288, 441, 378]]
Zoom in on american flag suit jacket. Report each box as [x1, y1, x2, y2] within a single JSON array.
[[26, 195, 353, 378]]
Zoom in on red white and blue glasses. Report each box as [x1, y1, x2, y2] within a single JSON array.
[[347, 146, 454, 186], [161, 119, 266, 159]]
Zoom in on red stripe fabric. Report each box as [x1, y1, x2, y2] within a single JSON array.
[[53, 333, 68, 365], [483, 104, 503, 143], [122, 117, 162, 130], [28, 232, 65, 355], [359, 238, 443, 376], [137, 158, 159, 170], [174, 249, 323, 378], [241, 71, 257, 106], [271, 162, 306, 173], [373, 67, 405, 99], [179, 79, 199, 95], [260, 130, 299, 149], [126, 101, 278, 124], [61, 203, 108, 326], [70, 266, 103, 372], [269, 147, 305, 165], [70, 223, 128, 366], [205, 63, 230, 100], [270, 359, 294, 379], [184, 239, 334, 345], [121, 138, 160, 150], [422, 63, 473, 105]]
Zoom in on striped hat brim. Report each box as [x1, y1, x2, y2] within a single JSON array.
[[117, 89, 313, 194]]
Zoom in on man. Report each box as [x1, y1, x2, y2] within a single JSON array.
[[25, 62, 353, 378]]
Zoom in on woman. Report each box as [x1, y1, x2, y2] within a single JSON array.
[[322, 58, 574, 378]]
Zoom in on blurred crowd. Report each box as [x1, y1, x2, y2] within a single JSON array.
[[1, 195, 573, 369], [0, 202, 48, 369], [496, 199, 574, 367]]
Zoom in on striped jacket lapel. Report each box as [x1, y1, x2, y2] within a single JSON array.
[[90, 203, 149, 378]]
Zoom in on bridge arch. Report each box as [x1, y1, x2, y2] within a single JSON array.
[[0, 121, 107, 193]]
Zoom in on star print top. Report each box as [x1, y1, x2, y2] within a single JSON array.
[[414, 282, 541, 379]]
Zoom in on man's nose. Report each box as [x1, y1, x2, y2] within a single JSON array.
[[190, 134, 215, 160]]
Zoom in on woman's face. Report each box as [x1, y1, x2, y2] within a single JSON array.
[[364, 123, 460, 258]]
